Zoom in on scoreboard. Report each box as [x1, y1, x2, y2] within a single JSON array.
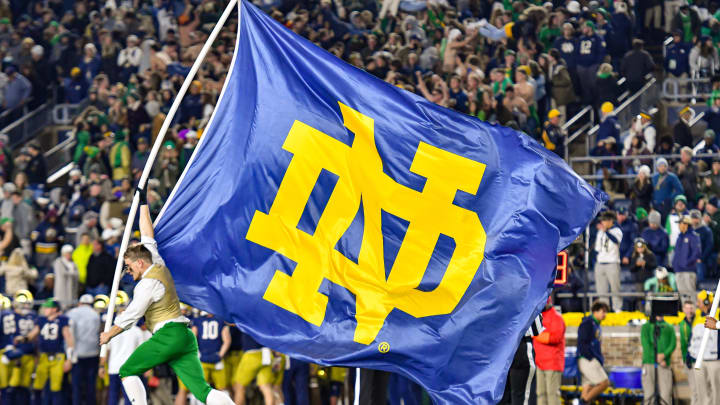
[[554, 251, 568, 285]]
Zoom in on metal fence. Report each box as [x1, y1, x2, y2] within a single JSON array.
[[563, 74, 658, 163], [569, 152, 719, 181]]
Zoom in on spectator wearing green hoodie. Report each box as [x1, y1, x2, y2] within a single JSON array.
[[641, 315, 676, 405]]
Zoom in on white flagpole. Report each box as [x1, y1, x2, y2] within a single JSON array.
[[99, 0, 239, 358], [694, 278, 720, 369]]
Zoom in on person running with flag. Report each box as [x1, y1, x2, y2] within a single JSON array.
[[98, 187, 235, 405]]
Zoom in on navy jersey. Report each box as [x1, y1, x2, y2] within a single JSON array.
[[553, 37, 577, 68], [576, 34, 606, 66], [37, 315, 69, 354], [193, 316, 223, 364], [0, 310, 14, 347], [229, 324, 244, 351], [13, 312, 37, 353]]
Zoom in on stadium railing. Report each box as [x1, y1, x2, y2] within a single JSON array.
[[569, 152, 718, 181], [564, 74, 657, 162], [663, 77, 712, 102]]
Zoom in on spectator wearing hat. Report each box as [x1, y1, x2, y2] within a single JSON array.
[[63, 67, 89, 104], [640, 310, 676, 405], [691, 209, 714, 283], [665, 29, 692, 81], [67, 293, 101, 405], [629, 111, 657, 153], [630, 237, 657, 309], [616, 207, 637, 266], [2, 64, 31, 113], [630, 165, 653, 212], [644, 266, 677, 293], [154, 141, 180, 197], [597, 102, 620, 144], [541, 109, 564, 158], [672, 215, 701, 299], [666, 194, 690, 257], [576, 21, 606, 105], [595, 211, 623, 312], [533, 296, 565, 405], [651, 158, 684, 219], [53, 245, 78, 309], [641, 211, 669, 267], [674, 106, 694, 148]]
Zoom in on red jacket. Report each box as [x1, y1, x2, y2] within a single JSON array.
[[532, 307, 566, 371]]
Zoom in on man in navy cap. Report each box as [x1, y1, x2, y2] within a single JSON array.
[[616, 207, 637, 268]]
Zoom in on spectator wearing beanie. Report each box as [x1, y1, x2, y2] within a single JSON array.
[[630, 238, 657, 302], [644, 266, 677, 293], [597, 102, 619, 143], [630, 165, 653, 212], [674, 106, 694, 148], [533, 296, 565, 405], [667, 194, 690, 259], [651, 158, 684, 219], [672, 216, 701, 299], [53, 244, 78, 309], [641, 210, 669, 266], [691, 209, 714, 282]]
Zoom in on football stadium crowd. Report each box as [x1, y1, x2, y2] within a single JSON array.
[[0, 0, 719, 404]]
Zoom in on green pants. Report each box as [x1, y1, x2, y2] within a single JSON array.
[[119, 322, 212, 402]]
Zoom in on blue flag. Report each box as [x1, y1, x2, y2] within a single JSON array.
[[154, 1, 605, 403]]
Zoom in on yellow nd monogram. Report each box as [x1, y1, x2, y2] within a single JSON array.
[[246, 102, 487, 345]]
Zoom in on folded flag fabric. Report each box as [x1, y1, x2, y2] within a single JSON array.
[[154, 1, 606, 402]]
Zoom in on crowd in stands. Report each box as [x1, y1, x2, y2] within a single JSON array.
[[0, 0, 720, 404]]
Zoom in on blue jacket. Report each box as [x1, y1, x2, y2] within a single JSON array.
[[597, 116, 620, 143], [641, 227, 669, 265], [672, 230, 701, 272], [618, 218, 637, 260], [578, 315, 604, 364], [553, 37, 577, 68], [576, 34, 606, 67], [665, 41, 691, 77], [651, 173, 684, 207], [695, 225, 714, 262]]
